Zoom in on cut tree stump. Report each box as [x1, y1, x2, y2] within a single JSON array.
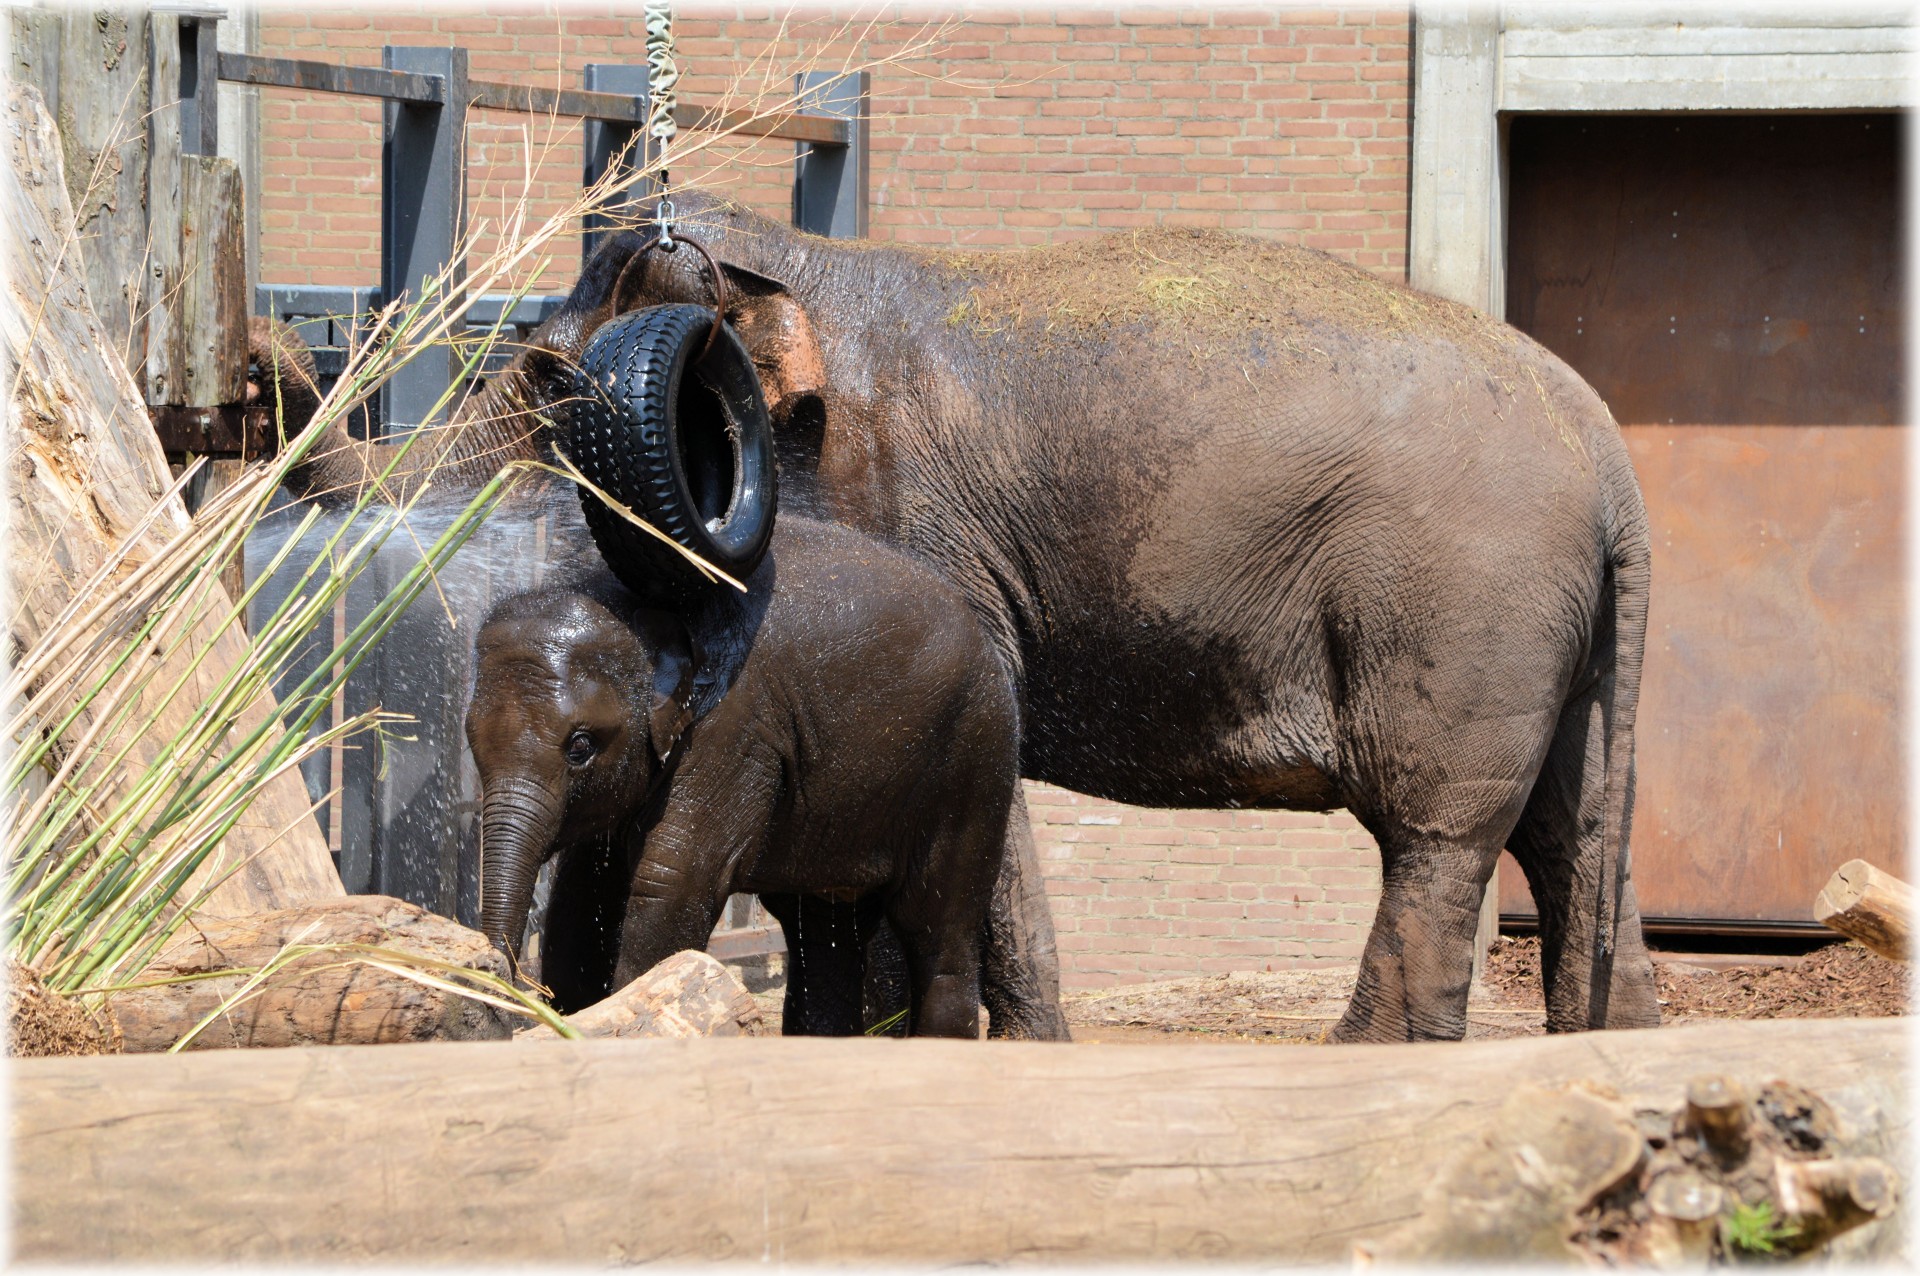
[[11, 1018, 1904, 1264], [102, 896, 514, 1051], [3, 83, 340, 916], [1814, 858, 1911, 961], [1357, 1073, 1900, 1265], [518, 950, 767, 1040]]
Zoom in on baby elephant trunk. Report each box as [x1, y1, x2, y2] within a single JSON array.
[[477, 779, 564, 962]]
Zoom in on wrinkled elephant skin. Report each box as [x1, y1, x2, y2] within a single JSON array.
[[266, 195, 1662, 1042], [466, 517, 1019, 1039], [592, 198, 1662, 1042]]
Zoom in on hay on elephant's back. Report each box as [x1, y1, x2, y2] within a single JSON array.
[[942, 228, 1505, 358]]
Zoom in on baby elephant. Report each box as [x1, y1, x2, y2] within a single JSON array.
[[466, 516, 1018, 1038]]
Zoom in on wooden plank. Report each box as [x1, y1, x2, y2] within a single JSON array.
[[216, 50, 443, 103], [6, 8, 65, 114], [10, 1018, 1906, 1264], [176, 154, 245, 405], [39, 7, 152, 380], [144, 13, 185, 404], [673, 100, 853, 146]]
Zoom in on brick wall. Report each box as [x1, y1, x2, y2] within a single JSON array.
[[250, 5, 1412, 990], [1027, 785, 1380, 989], [255, 5, 1410, 283]]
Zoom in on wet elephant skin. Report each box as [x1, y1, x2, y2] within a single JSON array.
[[271, 196, 1662, 1042], [592, 197, 1663, 1042], [465, 516, 1019, 1039]]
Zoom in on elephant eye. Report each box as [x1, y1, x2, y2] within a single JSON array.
[[564, 730, 598, 766]]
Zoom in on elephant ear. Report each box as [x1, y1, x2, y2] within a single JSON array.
[[594, 236, 826, 417], [715, 263, 827, 416], [629, 611, 699, 763]]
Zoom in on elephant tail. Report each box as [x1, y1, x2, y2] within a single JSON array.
[[1598, 441, 1652, 956]]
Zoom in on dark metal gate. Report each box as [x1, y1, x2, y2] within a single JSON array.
[[1502, 112, 1906, 933]]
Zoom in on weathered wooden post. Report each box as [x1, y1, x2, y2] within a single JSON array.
[[146, 8, 246, 416], [792, 70, 869, 238]]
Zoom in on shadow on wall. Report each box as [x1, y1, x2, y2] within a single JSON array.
[[1027, 782, 1381, 990]]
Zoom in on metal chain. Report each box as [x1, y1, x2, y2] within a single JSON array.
[[643, 1, 680, 249]]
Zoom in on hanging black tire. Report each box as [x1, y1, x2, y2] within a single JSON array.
[[565, 303, 777, 598]]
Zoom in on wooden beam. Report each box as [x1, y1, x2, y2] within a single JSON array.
[[11, 1018, 1905, 1264], [1814, 858, 1912, 961], [146, 13, 185, 403], [175, 155, 247, 406], [13, 7, 154, 379], [216, 50, 443, 103]]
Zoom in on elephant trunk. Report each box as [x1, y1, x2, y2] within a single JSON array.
[[261, 275, 616, 504], [247, 316, 324, 440], [477, 779, 565, 960]]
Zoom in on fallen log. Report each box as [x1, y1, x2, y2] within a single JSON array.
[[518, 950, 766, 1040], [102, 896, 514, 1051], [1815, 858, 1911, 961], [12, 1018, 1904, 1264]]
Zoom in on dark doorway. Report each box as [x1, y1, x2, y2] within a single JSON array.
[[1501, 112, 1906, 930]]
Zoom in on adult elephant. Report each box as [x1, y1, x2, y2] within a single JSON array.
[[261, 194, 1660, 1042]]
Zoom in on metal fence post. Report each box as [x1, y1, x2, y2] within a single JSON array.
[[380, 45, 466, 435], [176, 12, 220, 156], [792, 71, 869, 238], [582, 63, 653, 264]]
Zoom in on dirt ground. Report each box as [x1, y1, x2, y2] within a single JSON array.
[[1058, 937, 1909, 1046], [6, 963, 112, 1057], [17, 940, 1904, 1052]]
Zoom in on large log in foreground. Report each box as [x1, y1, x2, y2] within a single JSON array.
[[13, 1019, 1905, 1264]]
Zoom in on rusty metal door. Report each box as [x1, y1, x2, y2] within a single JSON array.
[[1501, 113, 1905, 931]]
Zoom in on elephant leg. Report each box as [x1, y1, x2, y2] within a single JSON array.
[[537, 836, 628, 1015], [1333, 829, 1505, 1042], [1505, 682, 1660, 1032], [886, 799, 1012, 1040], [1331, 714, 1549, 1044], [861, 917, 912, 1037], [760, 893, 868, 1036], [979, 786, 1072, 1041]]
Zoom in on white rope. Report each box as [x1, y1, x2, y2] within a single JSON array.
[[643, 0, 679, 245], [643, 2, 679, 161]]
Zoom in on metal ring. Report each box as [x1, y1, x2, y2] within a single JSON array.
[[607, 230, 731, 364]]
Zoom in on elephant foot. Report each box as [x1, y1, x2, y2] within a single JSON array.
[[1544, 944, 1662, 1034], [982, 990, 1073, 1042], [1600, 950, 1663, 1030], [1328, 1002, 1468, 1044], [1330, 946, 1470, 1044]]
